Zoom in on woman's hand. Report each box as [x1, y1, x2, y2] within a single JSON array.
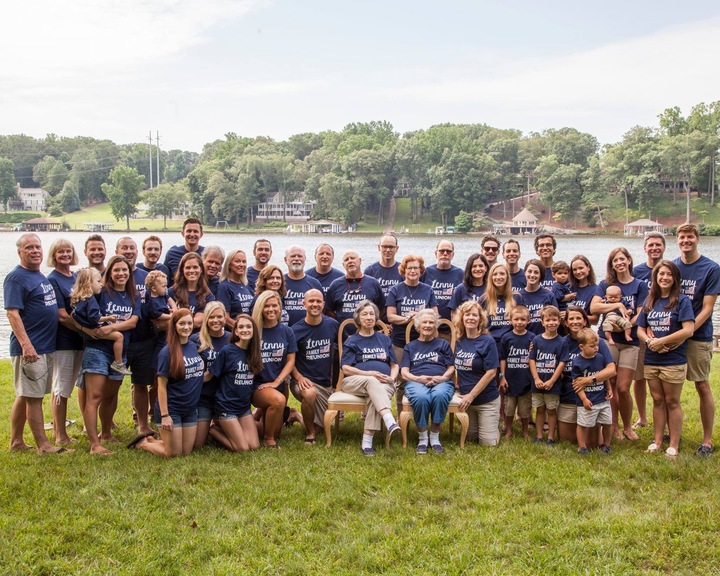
[[161, 415, 173, 431], [457, 394, 473, 411], [572, 376, 592, 393]]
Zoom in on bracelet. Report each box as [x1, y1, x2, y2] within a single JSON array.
[[161, 414, 169, 418]]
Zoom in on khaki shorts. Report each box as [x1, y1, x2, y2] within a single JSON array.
[[504, 392, 532, 419], [608, 342, 639, 371], [532, 393, 559, 410], [557, 402, 578, 424], [577, 400, 612, 427], [290, 380, 333, 429], [467, 396, 501, 446], [644, 364, 687, 386], [686, 340, 713, 382], [52, 349, 83, 399], [13, 354, 54, 399], [633, 340, 646, 380]]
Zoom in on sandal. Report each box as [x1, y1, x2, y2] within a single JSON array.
[[304, 437, 316, 445], [646, 442, 659, 453], [665, 447, 678, 458]]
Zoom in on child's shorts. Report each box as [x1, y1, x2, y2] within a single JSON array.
[[577, 400, 611, 428], [532, 393, 559, 410]]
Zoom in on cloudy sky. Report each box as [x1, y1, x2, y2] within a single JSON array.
[[2, 0, 719, 152]]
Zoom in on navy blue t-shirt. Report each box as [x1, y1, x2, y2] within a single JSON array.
[[137, 262, 171, 279], [246, 267, 261, 294], [210, 344, 256, 415], [292, 316, 339, 388], [571, 351, 614, 406], [364, 261, 404, 298], [341, 331, 396, 376], [448, 284, 486, 312], [454, 335, 499, 405], [163, 245, 204, 285], [72, 296, 103, 329], [128, 267, 154, 343], [636, 294, 695, 365], [168, 288, 215, 319], [519, 288, 557, 335], [510, 270, 527, 294], [551, 281, 572, 312], [529, 334, 569, 395], [191, 331, 231, 409], [48, 270, 83, 352], [4, 266, 58, 356], [84, 289, 141, 355], [400, 338, 453, 378], [326, 275, 385, 326], [540, 267, 555, 290], [216, 280, 254, 318], [568, 284, 598, 317], [255, 323, 298, 389], [674, 255, 720, 342], [284, 274, 323, 326], [595, 279, 648, 346], [420, 265, 464, 322], [484, 294, 522, 344], [305, 267, 344, 297], [499, 330, 533, 397], [386, 282, 437, 346], [632, 263, 653, 291], [156, 340, 204, 415]]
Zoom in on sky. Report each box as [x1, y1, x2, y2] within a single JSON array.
[[2, 0, 720, 152]]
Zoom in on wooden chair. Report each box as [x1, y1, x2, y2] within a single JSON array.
[[324, 318, 393, 447], [398, 318, 469, 448]]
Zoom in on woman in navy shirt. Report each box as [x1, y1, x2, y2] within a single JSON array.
[[454, 300, 500, 446], [637, 261, 695, 457], [209, 313, 263, 452], [448, 253, 489, 323], [217, 249, 253, 330], [46, 238, 83, 446], [251, 290, 297, 448], [134, 308, 204, 457], [82, 255, 139, 455], [569, 255, 599, 324], [250, 265, 290, 325], [170, 252, 214, 331], [400, 309, 455, 454], [590, 247, 648, 441], [519, 259, 557, 335]]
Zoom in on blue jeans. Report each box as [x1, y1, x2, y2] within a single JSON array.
[[404, 380, 454, 429]]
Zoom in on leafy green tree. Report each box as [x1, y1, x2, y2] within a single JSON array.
[[57, 180, 81, 213], [0, 157, 17, 212], [454, 210, 472, 233], [101, 165, 145, 230], [144, 182, 190, 229]]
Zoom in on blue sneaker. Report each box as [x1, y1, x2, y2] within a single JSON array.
[[578, 447, 590, 456], [415, 443, 428, 455], [431, 443, 444, 454], [533, 437, 544, 444], [361, 446, 376, 457]]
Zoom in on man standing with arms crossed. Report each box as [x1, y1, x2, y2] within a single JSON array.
[[673, 223, 720, 457], [5, 234, 65, 454]]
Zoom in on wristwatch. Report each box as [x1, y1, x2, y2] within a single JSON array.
[[591, 377, 597, 384]]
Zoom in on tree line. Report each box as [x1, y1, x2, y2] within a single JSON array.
[[0, 101, 717, 229]]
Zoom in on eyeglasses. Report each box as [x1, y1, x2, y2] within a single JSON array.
[[437, 249, 453, 254], [483, 246, 499, 252], [405, 266, 421, 271], [346, 279, 363, 294], [379, 245, 397, 250], [21, 358, 49, 382]]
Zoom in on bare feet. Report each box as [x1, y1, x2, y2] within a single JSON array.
[[90, 445, 113, 455], [632, 420, 648, 430], [137, 426, 155, 436], [38, 446, 73, 454], [100, 434, 121, 443], [623, 429, 640, 441], [10, 443, 34, 452], [55, 437, 78, 447]]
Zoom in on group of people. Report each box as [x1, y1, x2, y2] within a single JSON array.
[[4, 218, 719, 458]]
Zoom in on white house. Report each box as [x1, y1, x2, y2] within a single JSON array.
[[257, 192, 315, 222], [11, 185, 50, 211]]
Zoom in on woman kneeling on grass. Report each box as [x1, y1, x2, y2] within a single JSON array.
[[636, 260, 695, 458], [208, 314, 263, 452], [135, 309, 204, 457]]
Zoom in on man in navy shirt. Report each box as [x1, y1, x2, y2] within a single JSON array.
[[137, 235, 171, 279], [503, 238, 526, 293], [291, 289, 339, 444], [481, 235, 501, 267], [326, 251, 385, 330], [534, 233, 557, 289], [116, 237, 155, 436], [420, 240, 463, 337], [674, 223, 720, 457], [163, 217, 205, 281], [84, 234, 107, 275], [4, 234, 64, 454], [247, 238, 272, 293], [306, 243, 344, 296], [364, 233, 403, 299], [283, 245, 323, 326]]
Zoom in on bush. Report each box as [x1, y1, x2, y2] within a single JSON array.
[[0, 212, 42, 223]]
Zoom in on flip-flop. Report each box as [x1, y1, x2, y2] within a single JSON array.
[[632, 421, 648, 430], [127, 431, 156, 449], [304, 437, 316, 445], [42, 447, 73, 454]]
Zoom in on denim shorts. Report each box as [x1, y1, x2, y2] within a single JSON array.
[[216, 409, 252, 420], [154, 408, 198, 427], [82, 346, 126, 382], [197, 405, 214, 423]]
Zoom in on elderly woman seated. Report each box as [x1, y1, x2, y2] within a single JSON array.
[[400, 309, 455, 454], [340, 300, 401, 456]]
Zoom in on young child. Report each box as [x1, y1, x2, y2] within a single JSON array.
[[571, 329, 616, 455], [528, 305, 568, 445], [71, 268, 131, 375], [499, 306, 534, 439], [601, 285, 632, 345], [551, 261, 577, 314], [145, 270, 177, 367]]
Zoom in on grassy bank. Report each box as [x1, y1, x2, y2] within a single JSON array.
[[1, 358, 720, 574]]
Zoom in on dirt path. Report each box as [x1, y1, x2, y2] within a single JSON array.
[[385, 196, 396, 233]]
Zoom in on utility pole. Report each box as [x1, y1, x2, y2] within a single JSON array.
[[148, 131, 153, 189], [156, 131, 161, 186]]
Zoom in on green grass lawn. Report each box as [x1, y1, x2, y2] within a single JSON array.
[[2, 358, 720, 575]]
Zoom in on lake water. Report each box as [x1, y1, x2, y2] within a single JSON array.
[[2, 231, 719, 358]]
